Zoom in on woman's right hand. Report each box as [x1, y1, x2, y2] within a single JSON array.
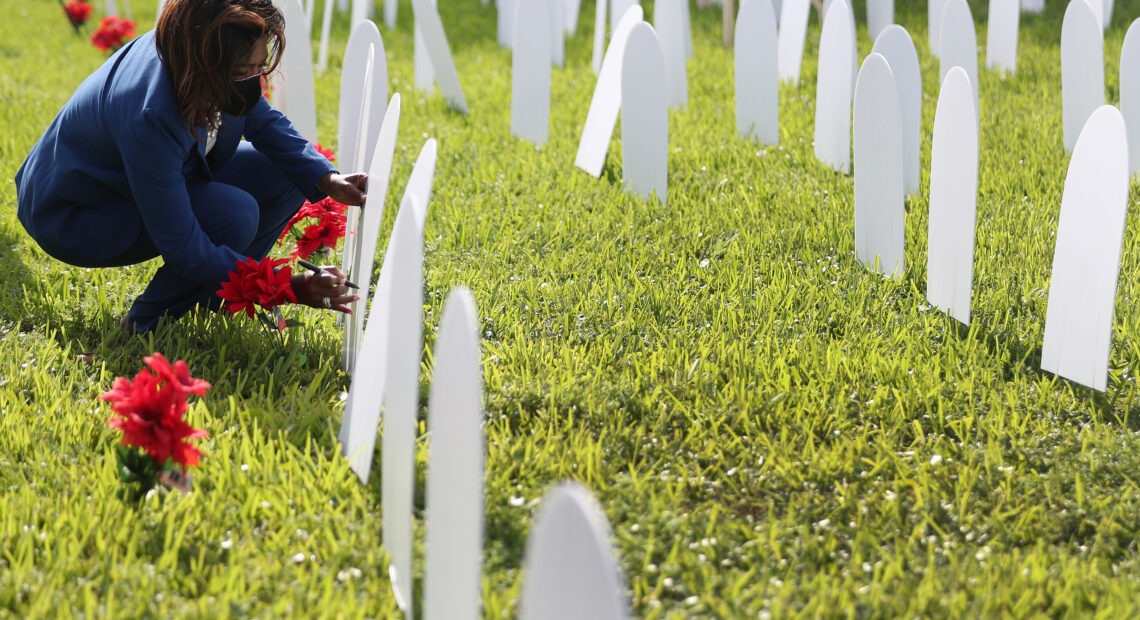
[[291, 266, 358, 313]]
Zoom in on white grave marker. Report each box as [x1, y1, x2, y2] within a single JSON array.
[[927, 67, 978, 324], [415, 0, 437, 92], [382, 196, 426, 617], [318, 0, 336, 72], [654, 0, 688, 108], [338, 21, 389, 172], [814, 0, 855, 173], [386, 0, 398, 28], [621, 23, 669, 203], [1041, 105, 1130, 391], [1121, 19, 1140, 177], [929, 0, 947, 57], [872, 25, 921, 196], [513, 0, 553, 145], [343, 95, 401, 374], [777, 0, 812, 84], [549, 0, 566, 67], [735, 0, 779, 144], [413, 0, 470, 113], [352, 0, 367, 29], [576, 5, 645, 177], [519, 484, 630, 620], [1061, 0, 1104, 152], [423, 287, 484, 620], [854, 53, 905, 279], [1021, 0, 1043, 12], [500, 0, 516, 48], [273, 0, 319, 141], [867, 0, 893, 40], [592, 0, 608, 72], [939, 0, 979, 112], [1104, 0, 1114, 27], [986, 0, 1020, 74], [340, 45, 375, 374]]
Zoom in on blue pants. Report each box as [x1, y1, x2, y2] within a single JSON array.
[[117, 143, 305, 331]]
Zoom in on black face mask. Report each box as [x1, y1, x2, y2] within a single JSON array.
[[223, 75, 263, 116]]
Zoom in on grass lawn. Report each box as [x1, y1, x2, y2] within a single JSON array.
[[4, 0, 1140, 616]]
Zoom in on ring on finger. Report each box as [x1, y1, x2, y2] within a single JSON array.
[[322, 296, 331, 309]]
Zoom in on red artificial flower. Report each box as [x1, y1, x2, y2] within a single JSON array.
[[260, 74, 273, 101], [62, 0, 94, 29], [102, 355, 210, 469], [312, 143, 336, 163], [216, 256, 297, 318], [91, 16, 135, 52], [293, 214, 347, 259]]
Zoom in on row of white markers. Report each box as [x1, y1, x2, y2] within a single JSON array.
[[140, 0, 1139, 611]]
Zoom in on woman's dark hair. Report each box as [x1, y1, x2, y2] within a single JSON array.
[[155, 0, 285, 131]]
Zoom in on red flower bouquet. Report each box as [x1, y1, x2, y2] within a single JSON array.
[[103, 353, 210, 501], [279, 196, 348, 260], [91, 15, 135, 52], [312, 143, 337, 163], [61, 0, 94, 33], [216, 256, 297, 331]]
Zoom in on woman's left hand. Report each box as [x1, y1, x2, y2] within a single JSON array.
[[291, 265, 359, 313], [318, 172, 368, 206]]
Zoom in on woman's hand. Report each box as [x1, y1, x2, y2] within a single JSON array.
[[318, 172, 368, 206], [291, 265, 359, 313]]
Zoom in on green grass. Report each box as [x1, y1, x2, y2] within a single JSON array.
[[4, 0, 1140, 616]]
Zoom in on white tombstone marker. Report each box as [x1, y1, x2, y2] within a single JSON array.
[[872, 25, 921, 196], [1121, 19, 1140, 177], [986, 0, 1020, 74], [927, 67, 979, 324], [1104, 0, 1114, 27], [621, 23, 669, 203], [386, 0, 398, 28], [340, 45, 375, 374], [352, 0, 367, 29], [735, 0, 779, 144], [867, 0, 893, 40], [343, 95, 401, 374], [519, 484, 630, 620], [413, 0, 470, 113], [338, 22, 389, 172], [854, 53, 905, 279], [772, 0, 783, 20], [106, 0, 118, 17], [576, 5, 645, 177], [415, 0, 438, 92], [1061, 0, 1104, 152], [273, 0, 319, 142], [680, 0, 692, 58], [591, 0, 608, 72], [381, 197, 425, 617], [423, 288, 484, 620], [939, 0, 979, 114], [318, 0, 336, 72], [1021, 0, 1043, 12], [929, 0, 947, 56], [513, 0, 553, 145], [777, 0, 812, 84], [654, 0, 688, 108], [1041, 105, 1130, 391], [549, 0, 566, 67], [814, 0, 855, 173], [500, 0, 516, 48]]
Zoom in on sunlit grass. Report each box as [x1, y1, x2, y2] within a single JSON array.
[[3, 0, 1140, 616]]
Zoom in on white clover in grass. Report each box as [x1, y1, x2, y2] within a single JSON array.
[[220, 538, 233, 550], [930, 454, 944, 465], [509, 495, 525, 507], [685, 596, 699, 605], [291, 553, 306, 564]]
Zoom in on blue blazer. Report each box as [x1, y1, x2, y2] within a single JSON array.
[[15, 31, 335, 287]]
